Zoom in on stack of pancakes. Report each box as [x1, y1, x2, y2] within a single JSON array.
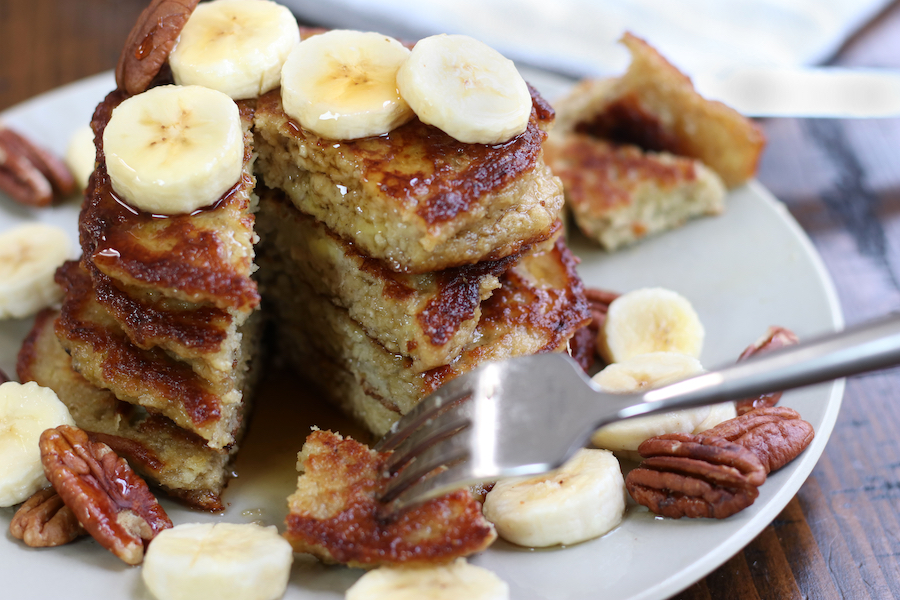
[[253, 85, 589, 437], [18, 76, 589, 510]]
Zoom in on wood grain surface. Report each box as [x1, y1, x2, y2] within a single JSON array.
[[2, 1, 900, 598]]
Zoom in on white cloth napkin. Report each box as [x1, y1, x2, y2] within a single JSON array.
[[282, 0, 891, 80]]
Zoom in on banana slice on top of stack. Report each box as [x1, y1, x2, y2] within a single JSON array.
[[279, 29, 532, 143], [103, 84, 244, 215]]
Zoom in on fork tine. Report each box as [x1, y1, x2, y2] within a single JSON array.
[[380, 427, 473, 505], [383, 400, 472, 474], [374, 370, 475, 452], [386, 460, 478, 513]]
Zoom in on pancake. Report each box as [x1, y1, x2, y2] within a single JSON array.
[[545, 134, 725, 250], [253, 86, 564, 274], [17, 309, 232, 511], [54, 261, 260, 450], [262, 236, 590, 436], [552, 32, 764, 189], [284, 429, 496, 567], [255, 187, 551, 372]]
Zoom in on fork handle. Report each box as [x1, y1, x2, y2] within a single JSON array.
[[607, 314, 900, 424]]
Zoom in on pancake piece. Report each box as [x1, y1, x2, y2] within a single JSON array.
[[253, 86, 564, 274], [81, 89, 260, 313], [262, 236, 590, 436], [54, 261, 260, 450], [256, 188, 535, 372], [285, 429, 496, 567], [17, 310, 232, 510], [545, 135, 725, 250], [552, 33, 764, 189]]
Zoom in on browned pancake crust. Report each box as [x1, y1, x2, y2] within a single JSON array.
[[424, 235, 591, 393], [260, 85, 553, 227], [254, 85, 563, 274], [18, 309, 230, 510], [81, 89, 259, 312], [54, 261, 235, 446], [285, 430, 495, 567]]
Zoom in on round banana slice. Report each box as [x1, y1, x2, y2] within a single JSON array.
[[280, 29, 414, 140], [142, 522, 293, 600], [397, 33, 532, 144], [590, 352, 709, 455], [103, 85, 244, 215], [64, 123, 95, 191], [346, 559, 509, 600], [0, 223, 71, 320], [0, 381, 75, 507], [598, 287, 705, 364], [482, 448, 625, 548], [169, 0, 300, 100]]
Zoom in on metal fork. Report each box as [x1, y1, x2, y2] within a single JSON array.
[[376, 314, 900, 511]]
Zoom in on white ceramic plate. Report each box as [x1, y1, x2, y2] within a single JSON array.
[[0, 72, 843, 600]]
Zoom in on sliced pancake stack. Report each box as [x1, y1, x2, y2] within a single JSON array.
[[19, 91, 262, 510], [253, 85, 589, 438], [17, 5, 590, 511]]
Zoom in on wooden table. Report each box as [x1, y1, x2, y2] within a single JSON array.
[[2, 1, 900, 598]]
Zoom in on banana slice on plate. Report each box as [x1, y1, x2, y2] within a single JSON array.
[[64, 123, 95, 192], [169, 0, 300, 100], [346, 559, 509, 600], [397, 34, 532, 144], [103, 84, 244, 215], [0, 222, 71, 320], [0, 381, 75, 507], [694, 400, 738, 433], [590, 352, 710, 455], [280, 29, 414, 140], [142, 522, 293, 600], [598, 287, 705, 364], [482, 448, 625, 548]]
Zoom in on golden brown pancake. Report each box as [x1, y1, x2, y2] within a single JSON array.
[[253, 85, 564, 274], [285, 429, 496, 567], [18, 309, 232, 510]]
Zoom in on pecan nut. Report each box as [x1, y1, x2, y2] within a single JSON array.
[[735, 327, 799, 414], [699, 406, 814, 474], [625, 433, 766, 519], [0, 126, 75, 207], [39, 425, 172, 565], [115, 0, 200, 95], [9, 487, 85, 547]]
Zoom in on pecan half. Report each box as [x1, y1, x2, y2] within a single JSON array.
[[699, 406, 814, 474], [40, 425, 172, 565], [0, 126, 75, 207], [735, 326, 799, 414], [115, 0, 200, 95], [9, 487, 85, 547], [626, 433, 766, 519]]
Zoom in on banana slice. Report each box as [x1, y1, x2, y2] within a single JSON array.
[[397, 34, 532, 144], [169, 0, 300, 100], [0, 223, 70, 320], [482, 448, 625, 548], [280, 29, 414, 140], [103, 84, 244, 215], [346, 559, 509, 600], [65, 123, 95, 191], [0, 381, 75, 507], [598, 287, 705, 364], [590, 352, 709, 455], [142, 522, 293, 600], [694, 401, 737, 433]]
